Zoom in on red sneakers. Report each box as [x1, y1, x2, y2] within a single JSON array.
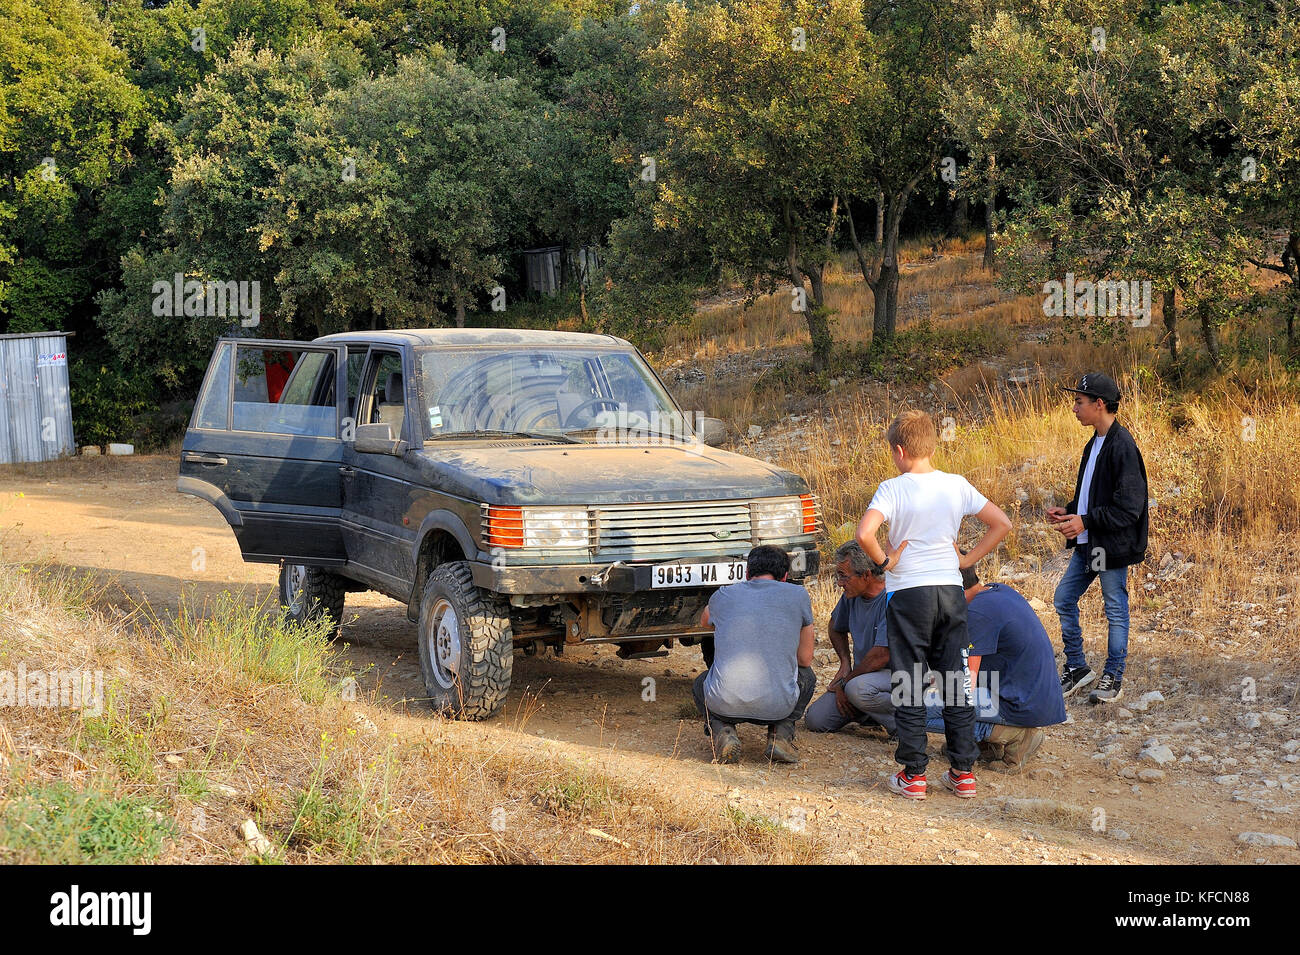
[[888, 770, 927, 800], [942, 769, 977, 798]]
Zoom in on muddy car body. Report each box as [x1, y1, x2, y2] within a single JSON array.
[[179, 329, 821, 718]]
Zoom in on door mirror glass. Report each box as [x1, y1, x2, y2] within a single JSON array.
[[697, 415, 727, 447], [354, 422, 406, 455]]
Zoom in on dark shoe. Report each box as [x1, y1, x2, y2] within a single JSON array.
[[764, 727, 799, 764], [710, 721, 741, 763], [986, 725, 1045, 773], [1060, 665, 1096, 698], [1088, 672, 1123, 704]]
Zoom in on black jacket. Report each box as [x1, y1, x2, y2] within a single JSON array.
[[1065, 422, 1148, 568]]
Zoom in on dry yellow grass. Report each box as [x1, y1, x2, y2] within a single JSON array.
[[658, 236, 1300, 663], [0, 566, 819, 864]]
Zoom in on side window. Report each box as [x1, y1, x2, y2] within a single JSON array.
[[360, 351, 407, 440], [345, 349, 367, 422], [194, 343, 232, 430], [232, 345, 338, 437]]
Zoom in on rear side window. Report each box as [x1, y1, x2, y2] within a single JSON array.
[[194, 343, 232, 430], [231, 345, 338, 437]]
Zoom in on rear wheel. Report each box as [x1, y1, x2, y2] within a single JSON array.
[[279, 563, 346, 636], [417, 561, 513, 720]]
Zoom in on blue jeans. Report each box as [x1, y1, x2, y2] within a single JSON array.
[[925, 685, 997, 742], [1053, 546, 1130, 679]]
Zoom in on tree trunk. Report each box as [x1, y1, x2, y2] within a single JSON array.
[[875, 191, 884, 245], [982, 154, 997, 272], [452, 278, 466, 328], [947, 195, 968, 239], [784, 201, 831, 372], [1164, 288, 1180, 357], [1197, 301, 1220, 365]]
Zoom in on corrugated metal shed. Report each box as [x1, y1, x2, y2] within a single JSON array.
[[0, 331, 75, 464]]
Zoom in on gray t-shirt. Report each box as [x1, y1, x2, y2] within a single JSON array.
[[829, 591, 890, 664], [703, 578, 814, 722]]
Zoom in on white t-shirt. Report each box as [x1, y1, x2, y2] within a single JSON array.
[[867, 470, 989, 590], [1077, 435, 1105, 545]]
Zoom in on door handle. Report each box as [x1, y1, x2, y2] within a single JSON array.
[[339, 466, 356, 476], [183, 453, 227, 466]]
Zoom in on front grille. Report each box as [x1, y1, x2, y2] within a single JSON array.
[[594, 501, 754, 558]]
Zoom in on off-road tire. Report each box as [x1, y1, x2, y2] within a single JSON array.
[[279, 563, 346, 636], [417, 561, 513, 720]]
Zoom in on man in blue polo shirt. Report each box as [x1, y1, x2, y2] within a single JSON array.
[[804, 541, 896, 735], [923, 562, 1067, 773]]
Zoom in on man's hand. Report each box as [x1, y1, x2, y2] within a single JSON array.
[[1046, 506, 1067, 522], [1052, 514, 1084, 539], [833, 684, 859, 718], [831, 662, 850, 687]]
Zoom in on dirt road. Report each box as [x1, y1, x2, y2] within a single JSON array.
[[3, 455, 1296, 864]]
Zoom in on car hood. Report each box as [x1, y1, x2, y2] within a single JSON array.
[[409, 441, 809, 505]]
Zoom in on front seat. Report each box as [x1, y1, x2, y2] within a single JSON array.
[[377, 370, 405, 435]]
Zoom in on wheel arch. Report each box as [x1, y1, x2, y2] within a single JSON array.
[[406, 511, 475, 621]]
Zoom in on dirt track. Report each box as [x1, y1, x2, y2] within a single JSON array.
[[3, 454, 1297, 864]]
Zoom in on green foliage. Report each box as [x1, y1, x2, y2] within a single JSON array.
[[0, 780, 175, 864], [0, 0, 145, 334], [69, 356, 153, 447]]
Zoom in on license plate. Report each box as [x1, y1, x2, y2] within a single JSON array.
[[650, 560, 747, 589]]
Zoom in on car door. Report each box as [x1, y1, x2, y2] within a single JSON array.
[[179, 338, 349, 564], [340, 346, 420, 595]]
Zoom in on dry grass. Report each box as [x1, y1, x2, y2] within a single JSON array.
[[0, 565, 819, 864], [658, 235, 1300, 664]]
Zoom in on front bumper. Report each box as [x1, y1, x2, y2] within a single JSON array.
[[468, 544, 821, 595]]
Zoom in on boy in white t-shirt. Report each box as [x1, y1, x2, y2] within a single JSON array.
[[856, 410, 1011, 800]]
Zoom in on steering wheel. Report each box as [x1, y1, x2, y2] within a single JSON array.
[[562, 397, 622, 430]]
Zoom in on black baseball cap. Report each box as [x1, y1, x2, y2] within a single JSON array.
[[1062, 372, 1121, 403]]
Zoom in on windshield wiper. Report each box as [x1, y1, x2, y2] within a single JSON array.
[[563, 427, 696, 444], [425, 430, 581, 444]]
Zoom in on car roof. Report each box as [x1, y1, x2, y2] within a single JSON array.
[[315, 328, 633, 348]]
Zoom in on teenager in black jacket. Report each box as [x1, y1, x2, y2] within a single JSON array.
[[1045, 373, 1148, 704]]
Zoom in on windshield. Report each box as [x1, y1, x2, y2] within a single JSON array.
[[416, 346, 693, 441]]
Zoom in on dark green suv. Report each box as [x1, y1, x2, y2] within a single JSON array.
[[179, 329, 821, 719]]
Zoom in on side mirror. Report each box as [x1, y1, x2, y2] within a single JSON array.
[[696, 415, 727, 447], [354, 422, 407, 455]]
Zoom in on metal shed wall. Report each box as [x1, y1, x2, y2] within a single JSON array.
[[0, 332, 75, 465]]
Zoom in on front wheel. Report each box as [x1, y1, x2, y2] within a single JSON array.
[[417, 561, 513, 720], [279, 563, 346, 636]]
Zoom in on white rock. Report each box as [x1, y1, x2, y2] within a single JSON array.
[[1239, 713, 1262, 730], [747, 425, 763, 438], [239, 819, 275, 855], [1261, 712, 1288, 726], [1137, 769, 1165, 783], [1282, 740, 1300, 754], [1236, 832, 1297, 849], [1139, 744, 1175, 766], [1027, 597, 1048, 613], [107, 442, 134, 455], [1138, 691, 1165, 705], [80, 445, 101, 456], [1110, 829, 1131, 841], [1214, 774, 1242, 785]]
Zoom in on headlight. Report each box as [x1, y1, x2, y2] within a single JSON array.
[[751, 495, 820, 539], [485, 506, 589, 548]]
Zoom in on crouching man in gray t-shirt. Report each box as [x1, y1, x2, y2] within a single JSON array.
[[691, 545, 816, 765]]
